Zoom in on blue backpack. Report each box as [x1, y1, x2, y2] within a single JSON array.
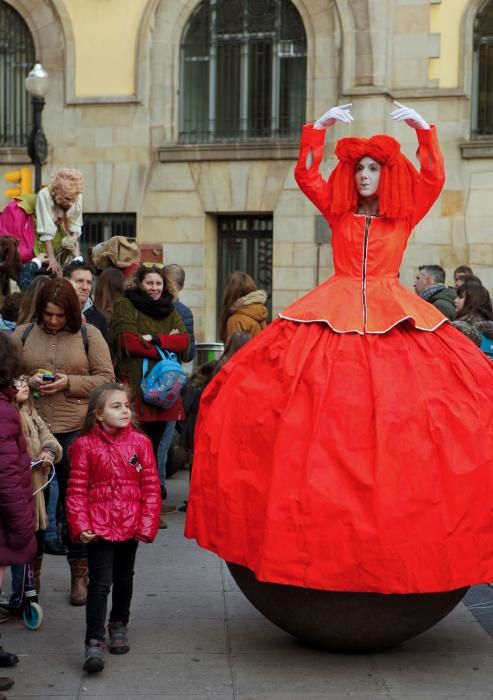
[[480, 334, 493, 361], [141, 348, 187, 409]]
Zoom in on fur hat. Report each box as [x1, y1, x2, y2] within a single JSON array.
[[327, 135, 419, 218]]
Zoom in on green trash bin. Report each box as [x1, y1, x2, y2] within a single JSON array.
[[194, 342, 224, 369]]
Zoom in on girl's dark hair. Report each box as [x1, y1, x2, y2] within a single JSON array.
[[94, 267, 125, 322], [0, 332, 24, 389], [132, 264, 178, 299], [17, 275, 51, 324], [0, 237, 22, 280], [219, 271, 256, 342], [454, 265, 473, 278], [1, 291, 23, 322], [80, 382, 139, 435], [456, 275, 493, 322], [35, 278, 82, 333]]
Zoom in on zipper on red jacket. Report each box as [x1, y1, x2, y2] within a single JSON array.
[[361, 216, 371, 330]]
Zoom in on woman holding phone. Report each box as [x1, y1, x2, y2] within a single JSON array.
[[12, 279, 114, 606]]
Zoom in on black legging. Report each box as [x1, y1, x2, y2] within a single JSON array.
[[141, 421, 164, 459], [54, 430, 87, 561]]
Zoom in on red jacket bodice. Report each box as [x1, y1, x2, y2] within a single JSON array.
[[283, 125, 446, 333], [66, 425, 161, 543]]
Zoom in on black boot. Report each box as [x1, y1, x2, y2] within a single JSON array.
[[0, 648, 18, 668], [0, 678, 14, 691]]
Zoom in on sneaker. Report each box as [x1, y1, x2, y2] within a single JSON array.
[[0, 678, 14, 692], [0, 647, 18, 668], [107, 622, 129, 655], [83, 639, 105, 673]]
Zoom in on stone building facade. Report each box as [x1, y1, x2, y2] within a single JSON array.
[[0, 0, 491, 341]]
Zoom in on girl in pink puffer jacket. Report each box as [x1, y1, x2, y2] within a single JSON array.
[[66, 383, 160, 674]]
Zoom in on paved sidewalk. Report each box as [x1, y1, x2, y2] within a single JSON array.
[[3, 470, 493, 699]]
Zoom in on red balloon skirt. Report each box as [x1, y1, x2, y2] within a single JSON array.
[[185, 319, 493, 593]]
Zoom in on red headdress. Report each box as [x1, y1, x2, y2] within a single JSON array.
[[326, 134, 419, 218]]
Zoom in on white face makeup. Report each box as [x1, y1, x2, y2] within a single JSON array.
[[355, 157, 382, 198]]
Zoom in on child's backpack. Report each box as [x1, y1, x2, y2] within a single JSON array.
[[141, 348, 187, 409]]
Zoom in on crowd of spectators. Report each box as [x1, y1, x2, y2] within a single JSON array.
[[0, 228, 274, 684], [413, 264, 493, 357]]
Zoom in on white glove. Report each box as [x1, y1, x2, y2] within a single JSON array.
[[390, 101, 430, 130], [314, 103, 353, 130]]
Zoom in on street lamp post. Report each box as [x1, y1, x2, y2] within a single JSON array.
[[25, 63, 49, 192]]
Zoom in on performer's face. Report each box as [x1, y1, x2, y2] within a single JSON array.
[[355, 157, 381, 198]]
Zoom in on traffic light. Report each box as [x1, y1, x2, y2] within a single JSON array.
[[4, 167, 32, 198]]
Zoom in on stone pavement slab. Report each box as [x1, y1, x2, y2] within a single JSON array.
[[2, 470, 493, 699]]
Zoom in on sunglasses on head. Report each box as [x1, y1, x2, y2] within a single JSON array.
[[141, 262, 164, 269]]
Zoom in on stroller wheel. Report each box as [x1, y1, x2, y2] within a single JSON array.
[[23, 602, 43, 630]]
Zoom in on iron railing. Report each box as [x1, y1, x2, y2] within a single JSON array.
[[81, 213, 137, 259], [0, 4, 35, 147], [180, 0, 306, 143]]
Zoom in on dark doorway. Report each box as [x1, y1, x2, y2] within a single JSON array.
[[216, 214, 273, 336]]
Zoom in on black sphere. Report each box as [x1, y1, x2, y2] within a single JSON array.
[[227, 563, 468, 652]]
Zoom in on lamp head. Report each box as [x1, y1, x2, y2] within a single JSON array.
[[25, 63, 49, 98]]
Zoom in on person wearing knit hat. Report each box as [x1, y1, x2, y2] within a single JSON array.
[[185, 102, 493, 601]]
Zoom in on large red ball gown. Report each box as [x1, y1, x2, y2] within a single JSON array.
[[185, 125, 493, 594]]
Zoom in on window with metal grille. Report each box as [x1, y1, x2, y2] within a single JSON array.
[[216, 214, 273, 335], [180, 0, 306, 143], [0, 3, 35, 147], [473, 1, 493, 137], [81, 213, 137, 258]]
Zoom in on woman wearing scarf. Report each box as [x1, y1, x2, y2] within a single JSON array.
[[112, 265, 189, 505]]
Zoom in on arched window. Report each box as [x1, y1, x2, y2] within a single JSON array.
[[0, 2, 35, 147], [473, 1, 493, 136], [180, 0, 307, 143]]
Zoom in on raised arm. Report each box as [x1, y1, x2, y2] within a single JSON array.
[[294, 104, 353, 217], [390, 101, 445, 228]]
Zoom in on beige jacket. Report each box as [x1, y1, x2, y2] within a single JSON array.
[[225, 290, 268, 342], [18, 402, 62, 531], [12, 323, 115, 434]]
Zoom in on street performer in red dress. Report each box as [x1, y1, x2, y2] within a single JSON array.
[[185, 102, 493, 595]]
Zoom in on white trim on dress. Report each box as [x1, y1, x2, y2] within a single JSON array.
[[277, 313, 449, 335]]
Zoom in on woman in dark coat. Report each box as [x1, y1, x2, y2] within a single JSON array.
[[0, 332, 37, 692]]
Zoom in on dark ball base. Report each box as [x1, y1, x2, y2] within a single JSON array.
[[227, 563, 468, 652]]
